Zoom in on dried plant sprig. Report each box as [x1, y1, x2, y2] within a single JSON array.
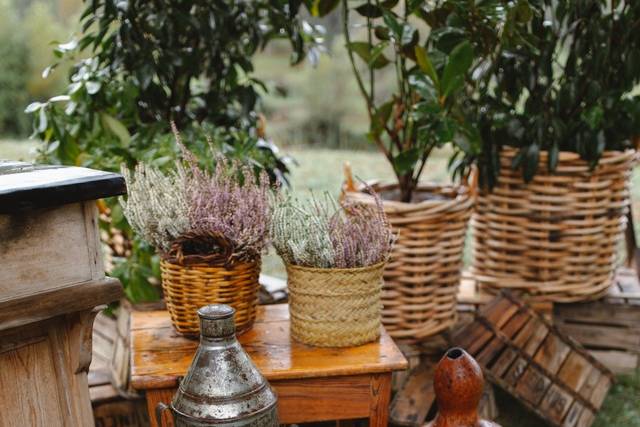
[[271, 191, 394, 269], [120, 125, 276, 262], [120, 162, 189, 252]]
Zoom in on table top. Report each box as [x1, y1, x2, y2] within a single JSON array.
[[0, 162, 125, 213], [130, 304, 408, 390]]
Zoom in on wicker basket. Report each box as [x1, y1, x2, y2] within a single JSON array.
[[286, 262, 385, 347], [159, 233, 261, 336], [472, 148, 636, 302], [343, 183, 474, 341]]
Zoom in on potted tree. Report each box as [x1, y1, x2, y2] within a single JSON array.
[[468, 1, 640, 302], [332, 0, 532, 340]]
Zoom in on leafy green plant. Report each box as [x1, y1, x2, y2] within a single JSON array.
[[25, 0, 323, 301], [470, 0, 640, 187], [328, 0, 533, 202], [0, 0, 29, 136]]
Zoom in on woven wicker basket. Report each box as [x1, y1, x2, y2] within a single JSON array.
[[286, 262, 385, 347], [343, 183, 474, 341], [159, 233, 261, 336], [472, 148, 636, 302]]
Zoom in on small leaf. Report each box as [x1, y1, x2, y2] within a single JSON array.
[[382, 10, 403, 37], [101, 113, 131, 146], [523, 144, 540, 182], [355, 3, 382, 18], [374, 26, 390, 41], [548, 142, 559, 172], [347, 42, 390, 69], [24, 102, 43, 114], [441, 40, 474, 98], [311, 0, 340, 17], [37, 108, 48, 133], [86, 81, 102, 95], [393, 148, 420, 174], [42, 64, 57, 79], [57, 39, 78, 52], [414, 46, 439, 88]]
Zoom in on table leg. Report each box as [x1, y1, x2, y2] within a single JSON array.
[[146, 388, 176, 427], [369, 373, 392, 427]]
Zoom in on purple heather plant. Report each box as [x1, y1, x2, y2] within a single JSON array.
[[121, 124, 275, 263]]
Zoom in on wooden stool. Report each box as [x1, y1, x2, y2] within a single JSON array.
[[130, 304, 408, 426]]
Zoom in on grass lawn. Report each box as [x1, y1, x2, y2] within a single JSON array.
[[2, 138, 639, 426]]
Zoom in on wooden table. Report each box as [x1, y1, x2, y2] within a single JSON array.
[[131, 304, 407, 426]]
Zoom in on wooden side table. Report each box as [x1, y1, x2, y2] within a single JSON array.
[[131, 304, 408, 426]]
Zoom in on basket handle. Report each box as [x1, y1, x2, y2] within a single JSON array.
[[155, 402, 172, 426], [463, 165, 479, 200]]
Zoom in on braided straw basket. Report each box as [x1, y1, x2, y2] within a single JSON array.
[[286, 262, 385, 347], [472, 148, 636, 302], [343, 181, 474, 341], [160, 233, 261, 336]]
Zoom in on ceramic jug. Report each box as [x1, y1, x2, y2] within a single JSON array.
[[155, 304, 278, 426], [427, 347, 501, 427]]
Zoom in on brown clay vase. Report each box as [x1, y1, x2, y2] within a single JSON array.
[[427, 348, 501, 427]]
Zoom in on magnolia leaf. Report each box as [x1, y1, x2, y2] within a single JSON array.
[[441, 40, 474, 98], [415, 45, 439, 88], [347, 42, 390, 69], [311, 0, 340, 17], [393, 148, 420, 174], [355, 3, 383, 18]]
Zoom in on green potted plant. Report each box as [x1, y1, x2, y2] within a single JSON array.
[[121, 127, 275, 335], [328, 0, 532, 340], [270, 192, 394, 347], [468, 1, 640, 302]]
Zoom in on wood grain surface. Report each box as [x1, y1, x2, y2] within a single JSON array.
[[131, 304, 407, 390]]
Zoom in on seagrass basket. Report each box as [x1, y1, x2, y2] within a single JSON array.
[[343, 182, 474, 341], [472, 148, 636, 302], [160, 233, 261, 336], [286, 262, 385, 347]]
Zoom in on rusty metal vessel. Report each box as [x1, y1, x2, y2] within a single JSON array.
[[427, 347, 501, 427], [155, 304, 278, 426]]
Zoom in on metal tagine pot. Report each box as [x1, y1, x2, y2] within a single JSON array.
[[155, 304, 278, 426], [427, 347, 501, 427]]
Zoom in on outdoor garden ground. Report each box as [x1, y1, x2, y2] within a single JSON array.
[[2, 139, 639, 426]]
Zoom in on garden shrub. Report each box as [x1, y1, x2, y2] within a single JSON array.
[[26, 0, 323, 301]]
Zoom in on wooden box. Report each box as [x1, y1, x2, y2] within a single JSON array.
[[0, 162, 125, 426], [554, 268, 640, 374], [452, 293, 614, 427]]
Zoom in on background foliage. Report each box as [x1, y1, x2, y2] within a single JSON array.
[[470, 0, 640, 187], [26, 0, 323, 301]]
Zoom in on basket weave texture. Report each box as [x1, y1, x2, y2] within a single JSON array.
[[160, 258, 261, 336], [472, 148, 635, 302], [343, 183, 474, 341], [286, 262, 384, 347]]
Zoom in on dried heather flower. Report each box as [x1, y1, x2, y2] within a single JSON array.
[[120, 163, 189, 252], [271, 191, 394, 269], [120, 125, 276, 262]]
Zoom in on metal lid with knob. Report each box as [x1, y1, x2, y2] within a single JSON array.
[[156, 304, 278, 426]]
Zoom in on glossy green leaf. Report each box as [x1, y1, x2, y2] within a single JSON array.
[[355, 3, 382, 18], [347, 42, 391, 69], [414, 45, 439, 88], [311, 0, 340, 17], [393, 148, 420, 174], [441, 40, 473, 98]]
